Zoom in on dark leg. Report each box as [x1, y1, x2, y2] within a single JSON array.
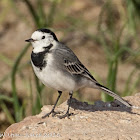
[[42, 91, 62, 118], [58, 91, 73, 119]]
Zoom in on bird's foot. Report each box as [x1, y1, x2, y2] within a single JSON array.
[[58, 112, 73, 119], [42, 110, 61, 118]]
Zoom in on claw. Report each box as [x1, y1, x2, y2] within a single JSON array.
[[42, 110, 61, 118], [52, 111, 61, 117], [42, 112, 52, 118], [58, 112, 73, 119]]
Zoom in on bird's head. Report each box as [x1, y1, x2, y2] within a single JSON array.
[[25, 28, 58, 52]]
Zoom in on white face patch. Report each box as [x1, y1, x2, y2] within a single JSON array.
[[31, 31, 54, 53]]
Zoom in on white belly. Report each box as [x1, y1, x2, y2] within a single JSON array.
[[31, 61, 77, 92]]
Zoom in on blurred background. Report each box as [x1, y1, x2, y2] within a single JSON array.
[[0, 0, 140, 133]]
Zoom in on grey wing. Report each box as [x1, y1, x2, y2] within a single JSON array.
[[54, 44, 97, 83], [64, 59, 97, 82]]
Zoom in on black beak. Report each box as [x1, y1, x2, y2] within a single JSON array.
[[25, 38, 34, 42]]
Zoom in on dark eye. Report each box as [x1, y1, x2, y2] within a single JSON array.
[[42, 36, 45, 39]]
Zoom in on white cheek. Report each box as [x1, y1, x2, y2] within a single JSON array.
[[32, 42, 44, 53], [33, 46, 44, 53]]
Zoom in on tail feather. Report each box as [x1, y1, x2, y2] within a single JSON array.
[[96, 83, 132, 108]]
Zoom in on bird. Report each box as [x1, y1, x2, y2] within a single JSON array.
[[25, 28, 133, 119]]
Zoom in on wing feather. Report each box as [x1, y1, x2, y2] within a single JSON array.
[[54, 45, 97, 82], [64, 59, 97, 82]]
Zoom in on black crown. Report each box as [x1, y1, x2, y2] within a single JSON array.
[[37, 28, 58, 41]]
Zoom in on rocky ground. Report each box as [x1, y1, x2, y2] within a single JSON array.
[[2, 93, 140, 140]]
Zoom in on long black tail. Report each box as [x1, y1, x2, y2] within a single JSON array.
[[96, 83, 132, 108]]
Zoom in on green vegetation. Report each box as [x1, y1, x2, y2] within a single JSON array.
[[98, 0, 140, 101]]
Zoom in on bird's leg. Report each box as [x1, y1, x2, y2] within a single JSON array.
[[58, 91, 73, 119], [42, 91, 62, 118]]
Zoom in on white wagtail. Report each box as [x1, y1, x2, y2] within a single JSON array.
[[25, 28, 135, 119]]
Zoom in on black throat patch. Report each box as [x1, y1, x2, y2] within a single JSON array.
[[31, 44, 53, 70]]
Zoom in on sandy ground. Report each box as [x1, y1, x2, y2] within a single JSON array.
[[2, 93, 140, 140]]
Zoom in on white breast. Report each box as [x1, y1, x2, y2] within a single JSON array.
[[31, 53, 77, 91]]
